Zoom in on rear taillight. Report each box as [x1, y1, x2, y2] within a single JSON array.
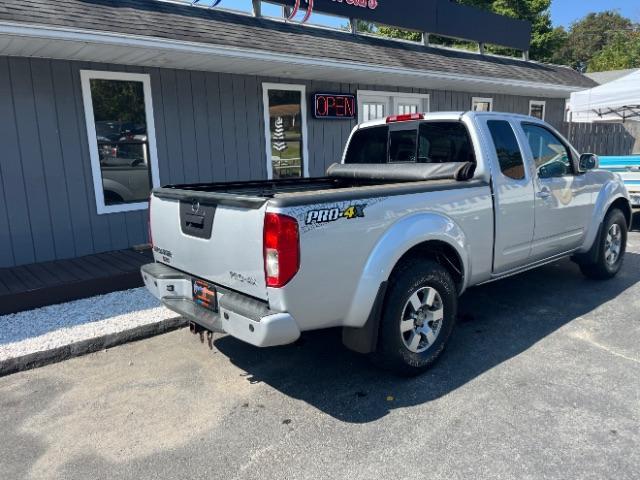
[[264, 213, 300, 288], [147, 195, 153, 248]]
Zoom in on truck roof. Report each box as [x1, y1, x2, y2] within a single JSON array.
[[356, 111, 541, 129]]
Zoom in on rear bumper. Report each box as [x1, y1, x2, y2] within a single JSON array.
[[141, 263, 300, 347]]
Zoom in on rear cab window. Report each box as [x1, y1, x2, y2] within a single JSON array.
[[345, 121, 476, 165], [344, 126, 388, 164], [418, 122, 475, 164], [389, 129, 417, 163]]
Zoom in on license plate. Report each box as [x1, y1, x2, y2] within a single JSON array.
[[192, 279, 218, 312]]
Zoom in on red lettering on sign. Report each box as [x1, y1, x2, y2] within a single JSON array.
[[332, 0, 378, 10], [335, 96, 344, 117], [345, 97, 354, 117], [316, 96, 328, 116], [327, 95, 336, 114], [313, 94, 356, 119]]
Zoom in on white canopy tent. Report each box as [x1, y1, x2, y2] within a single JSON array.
[[569, 69, 640, 123]]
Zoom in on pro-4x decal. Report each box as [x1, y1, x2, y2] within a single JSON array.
[[305, 204, 366, 225]]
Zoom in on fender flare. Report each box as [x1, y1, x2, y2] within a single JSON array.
[[342, 212, 470, 329], [101, 178, 134, 202], [579, 179, 630, 254]]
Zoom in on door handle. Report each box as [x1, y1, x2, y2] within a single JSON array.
[[536, 187, 551, 199]]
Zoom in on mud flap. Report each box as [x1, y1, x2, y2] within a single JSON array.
[[342, 282, 387, 354]]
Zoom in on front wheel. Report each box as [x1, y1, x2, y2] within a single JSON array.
[[373, 259, 457, 376], [580, 208, 628, 280]]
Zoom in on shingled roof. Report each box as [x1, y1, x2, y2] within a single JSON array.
[[0, 0, 595, 89]]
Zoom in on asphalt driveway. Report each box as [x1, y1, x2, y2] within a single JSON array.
[[2, 221, 639, 480]]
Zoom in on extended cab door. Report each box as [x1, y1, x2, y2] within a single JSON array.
[[482, 118, 536, 273], [518, 123, 593, 261]]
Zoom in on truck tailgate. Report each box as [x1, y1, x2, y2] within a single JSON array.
[[149, 194, 268, 300]]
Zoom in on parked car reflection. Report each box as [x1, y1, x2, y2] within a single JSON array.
[[95, 121, 152, 205]]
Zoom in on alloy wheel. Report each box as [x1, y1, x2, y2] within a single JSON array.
[[400, 287, 444, 354]]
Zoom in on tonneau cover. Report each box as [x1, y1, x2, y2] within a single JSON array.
[[327, 162, 474, 182]]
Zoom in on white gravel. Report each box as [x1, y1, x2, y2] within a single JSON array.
[[0, 288, 177, 362]]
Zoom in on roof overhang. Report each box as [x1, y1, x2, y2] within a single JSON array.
[[0, 21, 582, 98]]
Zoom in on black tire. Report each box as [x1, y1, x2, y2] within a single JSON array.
[[580, 208, 627, 280], [373, 259, 457, 376], [104, 190, 124, 205]]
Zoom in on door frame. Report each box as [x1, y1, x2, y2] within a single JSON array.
[[80, 70, 161, 215], [262, 82, 310, 179]]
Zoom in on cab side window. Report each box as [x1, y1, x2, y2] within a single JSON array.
[[487, 120, 525, 180], [521, 124, 573, 179]]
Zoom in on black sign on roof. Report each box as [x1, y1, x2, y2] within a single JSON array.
[[267, 0, 532, 52]]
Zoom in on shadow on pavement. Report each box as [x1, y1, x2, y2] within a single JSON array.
[[215, 251, 640, 423], [632, 211, 640, 231]]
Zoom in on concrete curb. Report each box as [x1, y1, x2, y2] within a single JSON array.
[[0, 316, 188, 377]]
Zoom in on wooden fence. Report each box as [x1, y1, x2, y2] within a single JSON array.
[[559, 122, 638, 156]]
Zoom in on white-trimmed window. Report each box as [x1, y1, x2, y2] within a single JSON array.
[[529, 100, 546, 120], [358, 90, 430, 123], [81, 71, 160, 215], [472, 97, 494, 112], [262, 83, 310, 179]]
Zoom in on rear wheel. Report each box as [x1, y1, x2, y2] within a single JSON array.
[[373, 259, 457, 376], [580, 208, 627, 280]]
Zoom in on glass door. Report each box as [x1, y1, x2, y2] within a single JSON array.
[[262, 83, 309, 179]]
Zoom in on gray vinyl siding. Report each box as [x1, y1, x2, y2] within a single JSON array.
[[0, 56, 567, 268]]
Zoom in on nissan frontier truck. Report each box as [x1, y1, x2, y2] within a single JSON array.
[[142, 112, 631, 375]]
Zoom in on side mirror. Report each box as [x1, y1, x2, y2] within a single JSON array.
[[579, 153, 599, 171]]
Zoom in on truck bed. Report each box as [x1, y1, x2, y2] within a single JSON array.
[[152, 163, 481, 208]]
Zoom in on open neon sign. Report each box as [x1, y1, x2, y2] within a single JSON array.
[[313, 93, 356, 119]]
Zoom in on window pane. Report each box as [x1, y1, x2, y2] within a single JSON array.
[[522, 124, 573, 178], [345, 126, 388, 164], [473, 100, 492, 112], [529, 103, 545, 120], [389, 130, 417, 163], [363, 102, 385, 122], [487, 120, 525, 180], [90, 79, 151, 206], [418, 122, 475, 164], [398, 104, 418, 115], [267, 90, 304, 179]]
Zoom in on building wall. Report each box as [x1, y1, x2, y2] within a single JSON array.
[[0, 56, 567, 268]]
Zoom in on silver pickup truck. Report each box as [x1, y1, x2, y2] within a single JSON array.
[[142, 112, 632, 375]]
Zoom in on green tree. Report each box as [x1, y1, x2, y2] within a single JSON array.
[[588, 31, 640, 72], [487, 0, 561, 61], [90, 79, 145, 124], [551, 11, 633, 70], [375, 26, 421, 43]]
